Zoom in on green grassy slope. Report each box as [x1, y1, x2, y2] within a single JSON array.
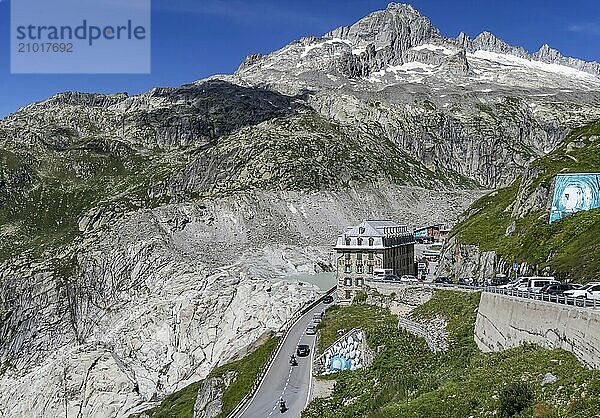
[[304, 290, 600, 418], [452, 120, 600, 281], [0, 138, 186, 262]]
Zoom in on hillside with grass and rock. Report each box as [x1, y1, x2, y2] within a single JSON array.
[[439, 120, 600, 282], [304, 289, 600, 418]]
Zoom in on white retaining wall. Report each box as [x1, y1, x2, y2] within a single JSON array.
[[475, 292, 600, 369]]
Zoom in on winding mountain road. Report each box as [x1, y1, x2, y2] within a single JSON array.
[[235, 296, 335, 418]]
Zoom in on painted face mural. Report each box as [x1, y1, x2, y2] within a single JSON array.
[[329, 355, 352, 371], [550, 174, 600, 223]]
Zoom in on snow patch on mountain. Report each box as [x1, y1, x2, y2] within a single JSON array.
[[301, 38, 352, 58], [412, 43, 457, 55], [469, 50, 599, 79]]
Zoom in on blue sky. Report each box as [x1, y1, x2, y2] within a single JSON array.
[[1, 0, 600, 117]]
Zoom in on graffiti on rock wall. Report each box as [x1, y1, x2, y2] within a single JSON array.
[[549, 174, 600, 223]]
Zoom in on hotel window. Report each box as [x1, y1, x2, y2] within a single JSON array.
[[356, 278, 364, 286], [367, 265, 373, 274], [345, 252, 351, 260], [345, 237, 351, 246], [345, 265, 352, 273], [368, 237, 374, 246], [368, 252, 374, 260], [344, 278, 352, 286], [357, 253, 362, 261], [357, 237, 363, 246], [357, 264, 364, 274]]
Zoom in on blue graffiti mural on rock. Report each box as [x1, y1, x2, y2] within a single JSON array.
[[321, 330, 365, 374], [550, 173, 600, 223]]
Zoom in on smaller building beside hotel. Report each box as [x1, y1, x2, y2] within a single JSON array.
[[334, 220, 415, 301]]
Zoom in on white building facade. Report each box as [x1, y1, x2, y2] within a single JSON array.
[[334, 220, 415, 301]]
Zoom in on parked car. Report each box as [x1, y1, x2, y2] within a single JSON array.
[[499, 277, 528, 289], [490, 274, 510, 286], [563, 282, 600, 298], [540, 283, 581, 295], [527, 277, 559, 293], [296, 344, 310, 357], [306, 324, 316, 335], [514, 282, 530, 293], [313, 311, 323, 323], [400, 275, 419, 283], [322, 295, 334, 304], [373, 268, 393, 280], [585, 284, 600, 301], [434, 276, 452, 285], [383, 274, 401, 282], [458, 277, 474, 286]]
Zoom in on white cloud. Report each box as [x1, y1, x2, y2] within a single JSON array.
[[566, 22, 600, 34]]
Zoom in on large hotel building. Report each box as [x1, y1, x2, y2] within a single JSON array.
[[334, 220, 416, 301]]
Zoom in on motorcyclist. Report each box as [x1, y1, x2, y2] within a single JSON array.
[[279, 397, 287, 412]]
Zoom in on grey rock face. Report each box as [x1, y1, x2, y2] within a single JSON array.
[[325, 2, 441, 75], [460, 31, 529, 58], [193, 370, 237, 418], [511, 166, 551, 219], [437, 234, 538, 282], [533, 44, 600, 76]]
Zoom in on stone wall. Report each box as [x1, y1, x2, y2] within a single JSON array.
[[475, 292, 600, 369]]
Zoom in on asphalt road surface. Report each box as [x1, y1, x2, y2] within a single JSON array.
[[235, 297, 334, 418]]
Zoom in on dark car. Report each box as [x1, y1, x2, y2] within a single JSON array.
[[540, 283, 581, 295], [322, 295, 334, 304], [490, 275, 510, 286], [434, 276, 452, 285], [297, 344, 310, 357], [384, 274, 401, 282]]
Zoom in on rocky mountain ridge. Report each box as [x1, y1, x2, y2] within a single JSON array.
[[228, 2, 600, 189]]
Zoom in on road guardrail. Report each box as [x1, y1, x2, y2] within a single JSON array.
[[391, 281, 600, 309]]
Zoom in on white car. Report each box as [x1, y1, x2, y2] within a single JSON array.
[[499, 277, 528, 289], [564, 282, 600, 299], [585, 284, 600, 301], [528, 279, 559, 293], [514, 282, 529, 293], [400, 275, 419, 283]]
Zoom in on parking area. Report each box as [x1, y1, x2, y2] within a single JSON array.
[[365, 279, 600, 310]]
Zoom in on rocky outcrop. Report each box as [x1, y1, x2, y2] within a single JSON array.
[[193, 371, 237, 418], [532, 44, 600, 76], [325, 2, 442, 75], [459, 31, 529, 58], [398, 317, 448, 352], [317, 329, 372, 374], [437, 235, 537, 282]]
